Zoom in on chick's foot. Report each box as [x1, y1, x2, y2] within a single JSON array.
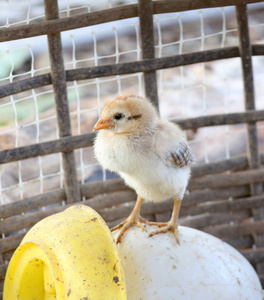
[[111, 213, 148, 243], [148, 222, 180, 245], [111, 195, 148, 243], [148, 198, 181, 244]]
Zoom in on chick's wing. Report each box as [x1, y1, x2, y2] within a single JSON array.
[[170, 141, 194, 168]]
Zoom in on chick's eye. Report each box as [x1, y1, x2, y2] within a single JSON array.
[[114, 113, 124, 120]]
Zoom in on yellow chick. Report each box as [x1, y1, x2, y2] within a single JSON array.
[[93, 95, 194, 243]]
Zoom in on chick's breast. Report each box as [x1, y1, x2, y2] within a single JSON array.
[[94, 130, 143, 174], [94, 128, 191, 203]]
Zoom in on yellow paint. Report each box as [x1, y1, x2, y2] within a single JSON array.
[[3, 205, 127, 299]]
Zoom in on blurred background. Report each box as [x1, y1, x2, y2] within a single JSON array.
[[0, 0, 264, 205]]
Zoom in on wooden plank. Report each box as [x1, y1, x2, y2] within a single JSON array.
[[0, 178, 130, 219], [183, 186, 250, 206], [0, 281, 3, 294], [0, 232, 26, 253], [189, 168, 264, 190], [204, 220, 264, 239], [0, 185, 258, 239], [191, 156, 249, 177], [0, 191, 136, 234], [107, 210, 250, 229], [0, 159, 258, 221], [240, 247, 264, 264], [182, 194, 264, 217], [2, 250, 17, 262], [99, 187, 251, 224], [84, 191, 136, 211], [0, 189, 66, 219], [0, 206, 64, 234], [0, 264, 7, 278], [44, 0, 80, 203], [2, 250, 13, 262], [80, 178, 130, 198], [0, 200, 260, 254], [226, 236, 253, 249], [259, 275, 264, 288], [180, 211, 250, 229], [0, 178, 249, 220], [140, 186, 250, 215]]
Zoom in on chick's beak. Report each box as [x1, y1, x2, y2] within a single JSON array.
[[93, 118, 115, 131]]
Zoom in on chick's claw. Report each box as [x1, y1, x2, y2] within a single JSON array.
[[111, 214, 147, 243], [148, 223, 180, 245]]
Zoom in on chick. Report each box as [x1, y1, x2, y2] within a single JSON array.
[[93, 95, 194, 244]]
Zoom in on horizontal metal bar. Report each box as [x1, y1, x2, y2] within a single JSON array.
[[66, 46, 241, 80], [0, 132, 95, 164], [0, 0, 262, 42], [0, 4, 138, 43], [0, 74, 51, 98], [1, 110, 264, 165], [175, 109, 264, 129], [2, 45, 264, 99], [154, 0, 264, 14]]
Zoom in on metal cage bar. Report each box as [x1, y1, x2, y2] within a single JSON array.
[[138, 0, 159, 108], [0, 45, 264, 99], [1, 110, 264, 165], [44, 0, 80, 203], [236, 4, 264, 272], [236, 5, 260, 172], [0, 0, 263, 43]]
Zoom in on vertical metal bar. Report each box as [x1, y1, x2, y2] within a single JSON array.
[[236, 5, 261, 193], [138, 0, 159, 109], [236, 4, 264, 251], [44, 0, 80, 203]]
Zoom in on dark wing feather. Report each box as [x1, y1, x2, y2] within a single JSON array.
[[170, 141, 194, 168]]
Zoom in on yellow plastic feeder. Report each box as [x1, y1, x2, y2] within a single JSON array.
[[3, 205, 126, 300]]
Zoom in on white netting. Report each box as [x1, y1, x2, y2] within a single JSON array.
[[0, 1, 264, 205]]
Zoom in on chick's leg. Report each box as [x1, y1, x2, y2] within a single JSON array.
[[111, 195, 147, 243], [148, 198, 181, 244]]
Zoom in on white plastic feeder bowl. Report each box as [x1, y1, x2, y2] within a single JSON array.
[[113, 225, 263, 300]]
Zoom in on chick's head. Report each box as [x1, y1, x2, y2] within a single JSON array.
[[93, 95, 158, 134]]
